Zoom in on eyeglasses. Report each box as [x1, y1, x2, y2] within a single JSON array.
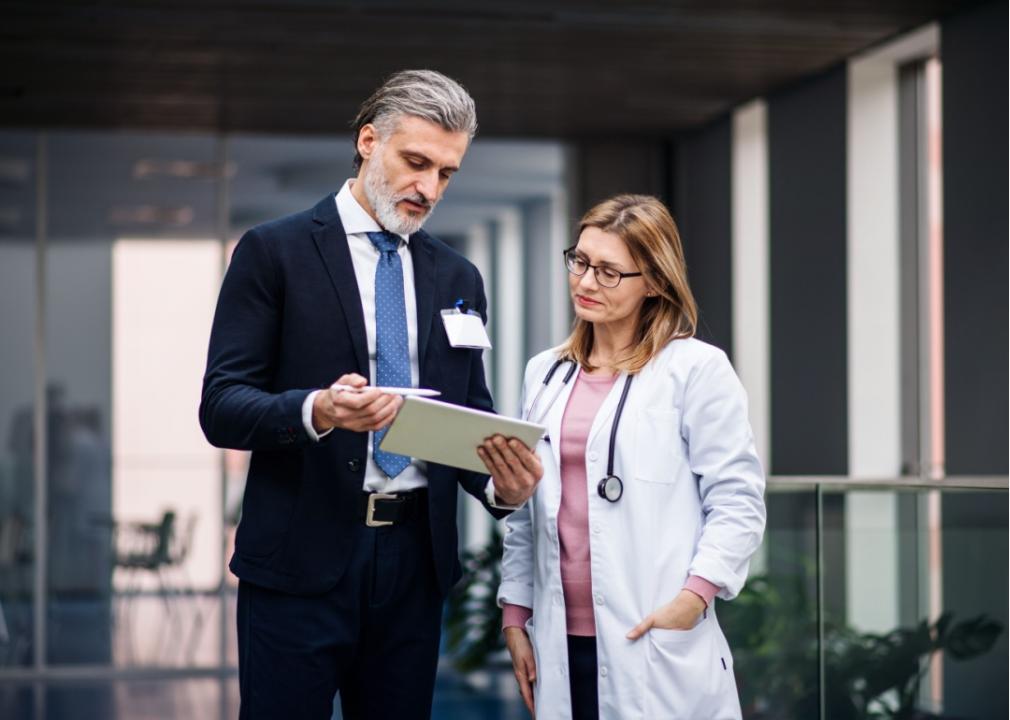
[[563, 247, 643, 288]]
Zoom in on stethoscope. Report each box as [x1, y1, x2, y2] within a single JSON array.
[[523, 359, 634, 503]]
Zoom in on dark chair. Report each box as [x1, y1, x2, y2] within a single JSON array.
[[112, 510, 203, 664]]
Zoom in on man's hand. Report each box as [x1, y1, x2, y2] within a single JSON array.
[[626, 589, 707, 640], [312, 373, 404, 433], [477, 435, 543, 506], [504, 626, 536, 717]]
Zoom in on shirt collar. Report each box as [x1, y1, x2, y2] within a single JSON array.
[[335, 179, 410, 244]]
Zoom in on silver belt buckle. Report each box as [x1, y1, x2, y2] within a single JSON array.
[[366, 492, 397, 527]]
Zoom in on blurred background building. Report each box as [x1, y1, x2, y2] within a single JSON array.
[[0, 1, 1006, 718]]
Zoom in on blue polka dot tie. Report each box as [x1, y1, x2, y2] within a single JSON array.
[[367, 231, 412, 478]]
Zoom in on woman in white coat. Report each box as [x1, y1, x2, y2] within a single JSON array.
[[489, 194, 766, 720]]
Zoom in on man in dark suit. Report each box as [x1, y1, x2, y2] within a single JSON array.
[[200, 69, 542, 719]]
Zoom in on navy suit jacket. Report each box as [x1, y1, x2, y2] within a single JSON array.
[[200, 193, 508, 596]]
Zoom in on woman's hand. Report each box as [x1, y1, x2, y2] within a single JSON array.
[[626, 589, 707, 640], [504, 626, 537, 717]]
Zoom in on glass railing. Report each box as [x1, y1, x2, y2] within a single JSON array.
[[2, 477, 1006, 720], [718, 477, 1008, 720]]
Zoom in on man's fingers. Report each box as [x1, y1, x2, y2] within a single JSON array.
[[626, 615, 653, 641], [492, 437, 533, 481], [475, 447, 499, 477], [508, 439, 543, 476], [334, 373, 367, 388], [370, 398, 402, 429], [479, 441, 511, 477], [332, 388, 379, 410]]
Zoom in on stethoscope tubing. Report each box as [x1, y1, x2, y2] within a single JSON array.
[[524, 358, 632, 503], [523, 358, 577, 424]]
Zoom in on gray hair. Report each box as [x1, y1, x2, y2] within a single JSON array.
[[351, 69, 478, 171]]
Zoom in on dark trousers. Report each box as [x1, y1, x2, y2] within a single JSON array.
[[237, 500, 443, 720], [567, 634, 599, 720]]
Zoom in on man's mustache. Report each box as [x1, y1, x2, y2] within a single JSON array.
[[396, 193, 434, 211]]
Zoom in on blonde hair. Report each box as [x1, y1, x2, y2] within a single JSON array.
[[557, 194, 698, 374]]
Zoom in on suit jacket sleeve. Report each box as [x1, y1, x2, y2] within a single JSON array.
[[455, 266, 512, 520], [199, 227, 320, 451]]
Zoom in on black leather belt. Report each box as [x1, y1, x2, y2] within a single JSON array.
[[358, 489, 426, 527]]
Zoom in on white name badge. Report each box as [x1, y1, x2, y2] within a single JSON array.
[[441, 309, 492, 349]]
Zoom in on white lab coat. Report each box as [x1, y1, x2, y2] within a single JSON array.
[[498, 338, 766, 720]]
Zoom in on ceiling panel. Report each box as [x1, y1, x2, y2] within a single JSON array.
[[0, 0, 977, 136]]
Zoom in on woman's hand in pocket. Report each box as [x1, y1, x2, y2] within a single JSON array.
[[504, 626, 537, 717], [626, 589, 707, 640]]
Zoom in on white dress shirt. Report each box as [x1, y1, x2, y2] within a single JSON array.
[[301, 180, 511, 506], [302, 180, 426, 493]]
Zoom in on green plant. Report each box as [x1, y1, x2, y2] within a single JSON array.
[[825, 612, 1002, 719], [720, 573, 1003, 720], [444, 527, 506, 672]]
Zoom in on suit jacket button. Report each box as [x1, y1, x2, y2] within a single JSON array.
[[347, 459, 362, 472]]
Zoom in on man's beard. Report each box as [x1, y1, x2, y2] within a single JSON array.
[[361, 150, 437, 236]]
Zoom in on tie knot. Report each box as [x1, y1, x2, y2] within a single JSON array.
[[367, 231, 401, 255]]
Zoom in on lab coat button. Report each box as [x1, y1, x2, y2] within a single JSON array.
[[600, 666, 608, 678], [594, 594, 604, 605], [591, 524, 601, 534], [588, 451, 599, 462]]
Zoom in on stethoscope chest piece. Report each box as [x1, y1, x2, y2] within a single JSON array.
[[597, 475, 624, 503]]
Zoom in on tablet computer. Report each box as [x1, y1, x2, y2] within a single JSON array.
[[378, 396, 546, 474]]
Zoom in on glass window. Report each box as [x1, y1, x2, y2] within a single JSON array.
[[0, 131, 37, 669], [45, 131, 224, 667]]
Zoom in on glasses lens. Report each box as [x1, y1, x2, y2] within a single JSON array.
[[597, 266, 622, 287], [565, 251, 587, 276]]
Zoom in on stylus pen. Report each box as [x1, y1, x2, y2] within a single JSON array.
[[329, 384, 441, 398]]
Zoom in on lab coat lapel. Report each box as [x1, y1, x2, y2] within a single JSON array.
[[544, 367, 579, 470]]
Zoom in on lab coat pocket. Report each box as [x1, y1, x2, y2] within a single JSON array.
[[648, 612, 708, 645], [634, 408, 683, 484], [646, 617, 723, 715]]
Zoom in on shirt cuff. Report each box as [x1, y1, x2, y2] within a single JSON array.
[[502, 603, 533, 632], [485, 477, 521, 510], [302, 390, 333, 442], [683, 575, 721, 606]]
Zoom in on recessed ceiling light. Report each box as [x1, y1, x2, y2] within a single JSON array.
[[108, 205, 195, 226], [132, 159, 235, 180], [0, 158, 31, 185]]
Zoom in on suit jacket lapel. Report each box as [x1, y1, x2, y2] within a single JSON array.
[[310, 194, 369, 378], [410, 231, 437, 376]]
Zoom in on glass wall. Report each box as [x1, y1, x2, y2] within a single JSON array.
[[0, 128, 571, 719]]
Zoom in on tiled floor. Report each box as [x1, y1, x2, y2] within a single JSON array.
[[0, 669, 529, 720], [0, 594, 530, 719]]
